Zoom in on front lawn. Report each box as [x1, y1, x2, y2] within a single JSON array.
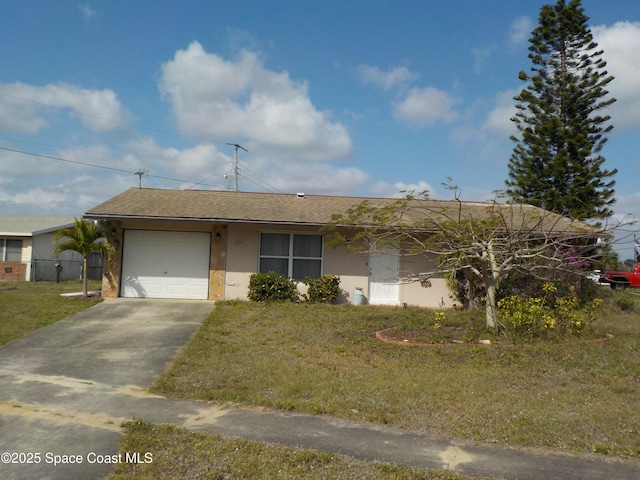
[[0, 280, 102, 346], [152, 293, 640, 458]]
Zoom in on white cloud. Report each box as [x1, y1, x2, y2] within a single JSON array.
[[356, 64, 418, 91], [0, 170, 135, 216], [163, 144, 231, 185], [10, 188, 67, 207], [612, 192, 640, 224], [472, 45, 495, 74], [79, 4, 96, 20], [159, 41, 352, 161], [241, 157, 369, 195], [609, 191, 640, 256], [119, 136, 367, 194], [592, 21, 640, 130], [0, 93, 46, 133], [393, 87, 460, 126], [0, 146, 48, 182], [105, 137, 233, 189], [482, 89, 518, 137], [509, 16, 533, 45], [0, 82, 128, 133], [369, 180, 436, 198]]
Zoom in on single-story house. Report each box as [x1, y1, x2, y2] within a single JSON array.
[[84, 188, 591, 307], [0, 216, 102, 282]]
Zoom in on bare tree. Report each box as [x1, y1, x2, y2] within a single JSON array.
[[328, 188, 625, 330]]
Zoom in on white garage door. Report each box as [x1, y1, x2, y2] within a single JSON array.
[[121, 230, 211, 299]]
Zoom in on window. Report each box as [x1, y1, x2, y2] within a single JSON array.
[[259, 233, 322, 281], [4, 239, 22, 262]]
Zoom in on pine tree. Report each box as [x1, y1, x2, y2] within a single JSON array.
[[506, 0, 617, 221]]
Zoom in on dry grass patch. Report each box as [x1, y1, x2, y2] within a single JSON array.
[[153, 294, 640, 459]]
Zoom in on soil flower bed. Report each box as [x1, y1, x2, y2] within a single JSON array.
[[376, 326, 615, 347], [375, 326, 494, 347]]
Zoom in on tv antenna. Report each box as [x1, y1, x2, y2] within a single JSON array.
[[226, 143, 247, 191], [134, 169, 149, 188]]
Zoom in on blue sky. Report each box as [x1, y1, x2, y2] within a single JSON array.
[[1, 1, 639, 253]]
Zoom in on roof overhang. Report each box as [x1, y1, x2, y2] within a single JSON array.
[[83, 213, 327, 228]]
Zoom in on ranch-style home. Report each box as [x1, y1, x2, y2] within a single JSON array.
[[84, 187, 587, 307], [0, 216, 102, 282]]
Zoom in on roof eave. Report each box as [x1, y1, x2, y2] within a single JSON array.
[[0, 231, 33, 237], [83, 213, 328, 228]]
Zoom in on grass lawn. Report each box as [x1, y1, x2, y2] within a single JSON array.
[[151, 292, 640, 460], [110, 420, 484, 480], [0, 280, 102, 346]]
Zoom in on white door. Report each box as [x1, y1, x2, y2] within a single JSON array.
[[121, 230, 211, 299], [369, 252, 400, 305]]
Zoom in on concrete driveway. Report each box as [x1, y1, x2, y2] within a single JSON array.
[[0, 298, 214, 480]]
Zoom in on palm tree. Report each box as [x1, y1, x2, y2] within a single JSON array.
[[53, 218, 114, 297]]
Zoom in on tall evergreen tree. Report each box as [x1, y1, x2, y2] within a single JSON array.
[[506, 0, 617, 221]]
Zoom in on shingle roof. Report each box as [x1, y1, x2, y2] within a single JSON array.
[[85, 188, 383, 225], [84, 188, 594, 235], [0, 217, 76, 236]]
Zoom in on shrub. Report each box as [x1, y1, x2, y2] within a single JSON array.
[[578, 276, 599, 305], [303, 275, 341, 304], [614, 292, 635, 312], [498, 283, 603, 343], [248, 272, 298, 303], [498, 270, 598, 306]]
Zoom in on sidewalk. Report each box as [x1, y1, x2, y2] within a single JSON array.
[[1, 370, 639, 480]]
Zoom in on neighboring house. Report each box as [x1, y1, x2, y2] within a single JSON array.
[[0, 217, 104, 282], [84, 188, 589, 307]]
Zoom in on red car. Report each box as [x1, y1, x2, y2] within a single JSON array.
[[601, 264, 640, 291]]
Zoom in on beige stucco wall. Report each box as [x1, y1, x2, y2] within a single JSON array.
[[224, 223, 371, 303], [398, 253, 455, 308], [324, 244, 369, 304], [101, 219, 456, 308]]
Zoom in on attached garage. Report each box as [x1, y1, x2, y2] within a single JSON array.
[[121, 230, 211, 299]]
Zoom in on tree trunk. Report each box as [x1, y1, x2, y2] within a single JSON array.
[[464, 269, 475, 310], [484, 240, 500, 330], [82, 255, 88, 297], [485, 277, 497, 330]]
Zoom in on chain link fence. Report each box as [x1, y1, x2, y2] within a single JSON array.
[[32, 257, 104, 282]]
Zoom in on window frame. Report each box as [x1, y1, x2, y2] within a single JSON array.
[[3, 239, 23, 262], [258, 232, 323, 281]]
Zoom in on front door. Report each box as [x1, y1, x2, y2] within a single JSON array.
[[369, 252, 400, 305]]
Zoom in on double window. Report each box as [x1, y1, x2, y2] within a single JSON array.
[[259, 233, 322, 281], [1, 239, 23, 262]]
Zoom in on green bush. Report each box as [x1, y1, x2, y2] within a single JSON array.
[[303, 275, 341, 303], [248, 272, 298, 303], [498, 282, 603, 343], [614, 292, 635, 312]]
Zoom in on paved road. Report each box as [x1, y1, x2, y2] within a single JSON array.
[[1, 298, 639, 479]]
